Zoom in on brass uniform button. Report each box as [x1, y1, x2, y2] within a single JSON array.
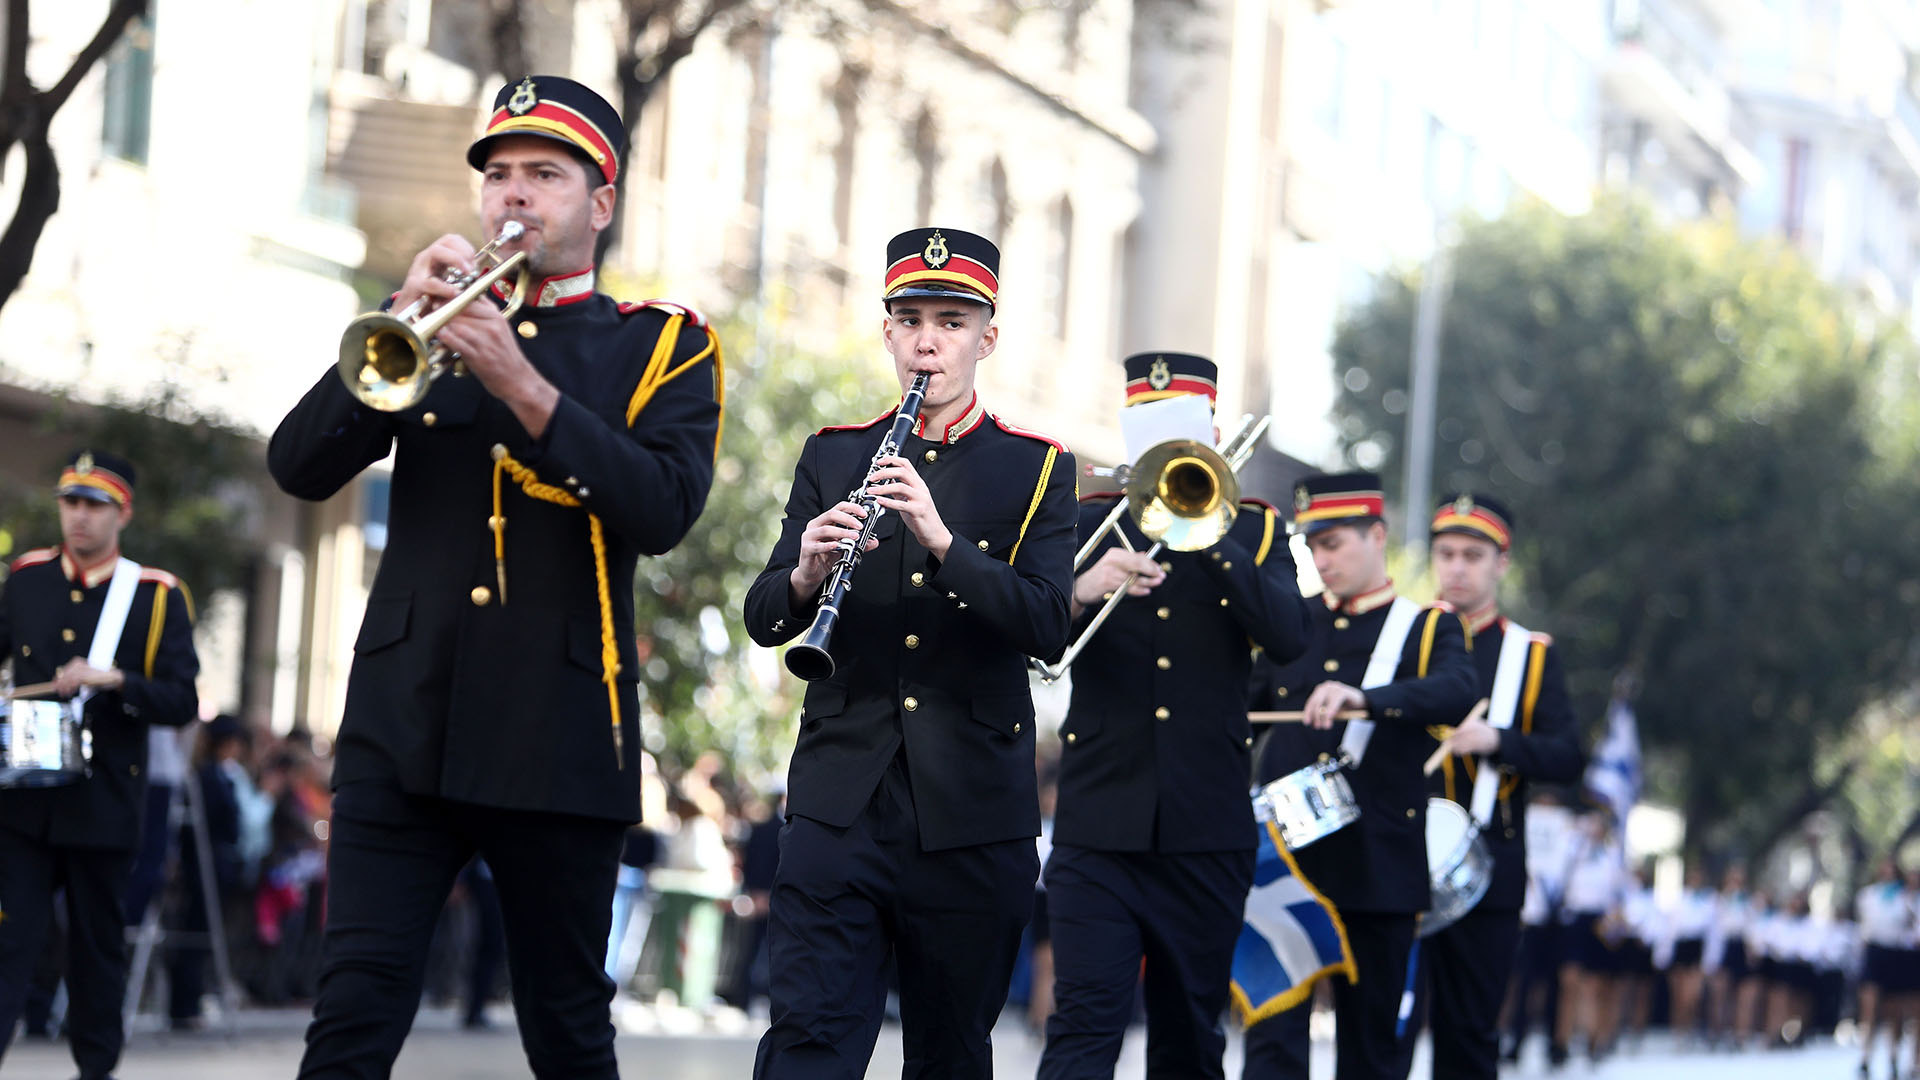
[[70, 590, 83, 604], [1406, 808, 1417, 819], [1211, 552, 1222, 561], [1066, 732, 1077, 744], [566, 477, 579, 487], [1245, 737, 1254, 747], [470, 586, 492, 606], [1156, 607, 1171, 620], [977, 539, 990, 551], [130, 764, 140, 777], [904, 696, 919, 712], [924, 450, 938, 463], [1159, 561, 1173, 572], [1222, 561, 1232, 570], [19, 645, 29, 657], [422, 412, 437, 426], [1154, 706, 1170, 721], [904, 634, 920, 649], [1322, 659, 1338, 672], [911, 572, 925, 587], [1219, 598, 1229, 607], [1334, 617, 1350, 630], [517, 321, 539, 339], [1013, 723, 1023, 734], [61, 629, 76, 643], [1276, 688, 1288, 699], [1318, 753, 1330, 763], [1156, 656, 1171, 670]]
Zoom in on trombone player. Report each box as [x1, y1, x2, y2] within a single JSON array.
[[1038, 353, 1314, 1080], [270, 75, 721, 1079]]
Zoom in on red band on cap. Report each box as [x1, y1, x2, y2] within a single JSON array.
[[57, 468, 132, 506], [1431, 507, 1511, 549], [1295, 492, 1385, 524], [484, 101, 619, 184], [884, 253, 999, 304], [1124, 376, 1218, 405]]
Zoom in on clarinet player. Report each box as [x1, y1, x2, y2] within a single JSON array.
[[743, 227, 1079, 1078]]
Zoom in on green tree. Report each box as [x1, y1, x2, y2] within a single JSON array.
[[628, 303, 886, 780], [1331, 196, 1920, 854]]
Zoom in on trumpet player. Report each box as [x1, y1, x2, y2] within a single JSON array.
[[270, 75, 722, 1079], [1243, 474, 1477, 1080], [743, 227, 1078, 1079], [1037, 353, 1313, 1080]]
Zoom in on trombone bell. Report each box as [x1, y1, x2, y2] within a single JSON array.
[[1129, 439, 1238, 552]]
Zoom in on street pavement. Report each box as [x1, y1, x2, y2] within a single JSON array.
[[0, 1005, 1886, 1079]]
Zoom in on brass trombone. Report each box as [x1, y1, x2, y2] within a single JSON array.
[[337, 222, 532, 412], [1032, 413, 1272, 683]]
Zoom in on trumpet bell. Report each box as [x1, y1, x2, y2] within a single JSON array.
[[1128, 438, 1239, 551], [338, 312, 433, 413]]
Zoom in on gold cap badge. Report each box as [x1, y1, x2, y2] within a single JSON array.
[[923, 231, 950, 269], [1148, 358, 1172, 390], [1454, 493, 1475, 515], [74, 452, 93, 475], [507, 77, 539, 116], [1294, 484, 1312, 512]]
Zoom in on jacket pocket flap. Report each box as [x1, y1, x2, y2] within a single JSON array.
[[354, 594, 411, 654]]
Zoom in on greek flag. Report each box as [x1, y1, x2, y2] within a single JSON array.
[[1229, 820, 1356, 1024], [1584, 696, 1642, 825]]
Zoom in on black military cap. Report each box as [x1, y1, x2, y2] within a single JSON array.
[[1122, 352, 1217, 407], [468, 75, 627, 186], [55, 450, 136, 507], [884, 228, 1000, 308], [1431, 492, 1514, 551], [1292, 471, 1384, 536]]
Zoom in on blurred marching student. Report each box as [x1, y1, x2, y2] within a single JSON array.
[[1613, 864, 1658, 1051], [1498, 788, 1577, 1064], [1759, 893, 1816, 1048], [1858, 861, 1914, 1078], [1811, 900, 1855, 1042], [1661, 864, 1717, 1046], [1704, 866, 1758, 1047], [1549, 808, 1625, 1066]]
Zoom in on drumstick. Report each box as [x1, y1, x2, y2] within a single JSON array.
[[1422, 699, 1492, 776], [7, 682, 58, 700], [1247, 709, 1369, 724]]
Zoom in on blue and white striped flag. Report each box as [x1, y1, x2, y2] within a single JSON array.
[[1229, 820, 1357, 1024], [1584, 696, 1641, 826]]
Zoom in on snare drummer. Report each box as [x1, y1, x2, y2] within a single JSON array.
[[0, 451, 199, 1080], [1411, 493, 1583, 1080], [1038, 353, 1312, 1080], [1242, 473, 1478, 1080]]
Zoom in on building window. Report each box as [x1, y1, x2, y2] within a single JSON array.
[[1043, 196, 1073, 340], [101, 15, 155, 165], [911, 108, 939, 225]]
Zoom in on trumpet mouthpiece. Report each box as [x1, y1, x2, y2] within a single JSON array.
[[499, 221, 525, 242]]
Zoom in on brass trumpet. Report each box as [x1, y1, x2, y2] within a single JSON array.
[[337, 223, 532, 411]]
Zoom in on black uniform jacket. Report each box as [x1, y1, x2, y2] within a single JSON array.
[[269, 285, 721, 823], [1251, 596, 1477, 914], [744, 396, 1077, 852], [1054, 496, 1313, 854], [1425, 617, 1584, 911], [0, 548, 199, 851]]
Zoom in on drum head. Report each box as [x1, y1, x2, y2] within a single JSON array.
[[1425, 798, 1473, 871]]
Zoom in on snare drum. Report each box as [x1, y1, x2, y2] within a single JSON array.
[[1253, 759, 1361, 850], [1421, 797, 1492, 937], [0, 697, 90, 787]]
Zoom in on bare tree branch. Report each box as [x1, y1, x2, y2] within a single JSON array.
[[41, 0, 146, 117]]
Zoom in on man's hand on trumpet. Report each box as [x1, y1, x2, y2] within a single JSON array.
[[1071, 548, 1165, 618]]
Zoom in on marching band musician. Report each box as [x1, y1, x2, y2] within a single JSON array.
[[1242, 473, 1478, 1080], [271, 75, 723, 1078], [743, 227, 1078, 1079], [0, 451, 199, 1080], [1412, 494, 1583, 1080], [1037, 353, 1313, 1080]]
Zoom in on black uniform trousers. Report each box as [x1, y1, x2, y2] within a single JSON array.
[[1414, 905, 1520, 1079], [1243, 912, 1419, 1080], [754, 758, 1036, 1080], [0, 829, 132, 1078], [1039, 845, 1254, 1080], [298, 779, 624, 1080]]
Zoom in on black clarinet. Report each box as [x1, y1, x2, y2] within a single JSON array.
[[785, 372, 932, 681]]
